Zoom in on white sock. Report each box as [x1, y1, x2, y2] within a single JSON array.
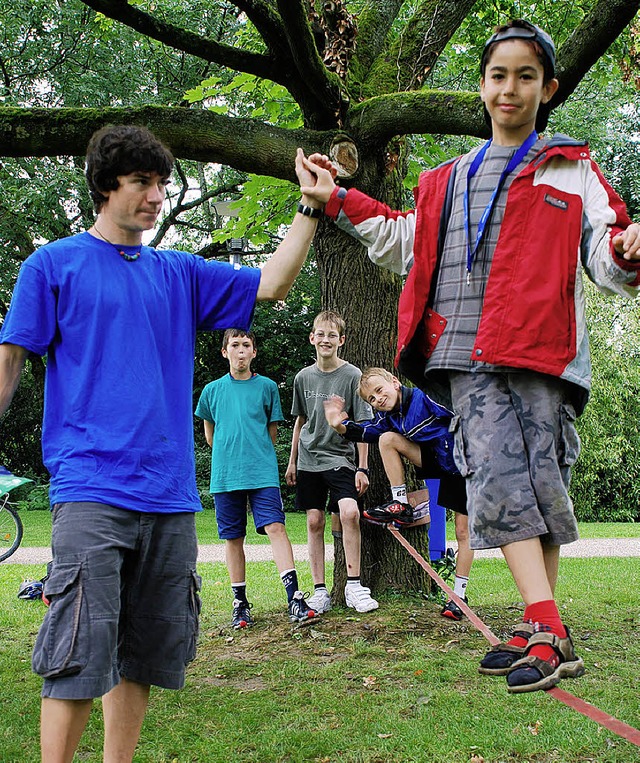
[[453, 575, 469, 599], [391, 484, 407, 502]]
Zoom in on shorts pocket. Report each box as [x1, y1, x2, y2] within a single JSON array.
[[32, 560, 89, 679], [450, 414, 473, 478], [185, 569, 202, 665], [559, 403, 581, 467]]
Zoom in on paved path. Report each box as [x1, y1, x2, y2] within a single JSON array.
[[4, 537, 640, 565]]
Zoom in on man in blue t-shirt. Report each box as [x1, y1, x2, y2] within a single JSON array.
[[0, 124, 324, 761], [196, 329, 316, 629]]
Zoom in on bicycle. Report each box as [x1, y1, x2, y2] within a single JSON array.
[[0, 466, 31, 562]]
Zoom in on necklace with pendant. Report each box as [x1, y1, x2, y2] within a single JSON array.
[[92, 225, 142, 262]]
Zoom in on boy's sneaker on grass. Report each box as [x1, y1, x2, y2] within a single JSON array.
[[345, 583, 379, 613], [231, 599, 254, 629], [288, 591, 317, 623], [441, 597, 467, 621], [363, 500, 414, 525], [307, 587, 332, 613]]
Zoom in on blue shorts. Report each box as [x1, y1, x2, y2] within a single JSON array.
[[32, 502, 200, 699], [213, 487, 285, 539]]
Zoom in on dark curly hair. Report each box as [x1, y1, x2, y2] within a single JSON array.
[[85, 125, 174, 213]]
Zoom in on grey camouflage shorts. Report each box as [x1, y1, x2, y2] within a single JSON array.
[[449, 371, 580, 550]]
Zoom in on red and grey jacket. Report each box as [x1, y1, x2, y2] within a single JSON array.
[[325, 135, 639, 413]]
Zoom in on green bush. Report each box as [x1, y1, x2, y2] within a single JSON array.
[[571, 286, 640, 521]]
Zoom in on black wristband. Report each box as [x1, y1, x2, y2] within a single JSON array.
[[297, 203, 322, 219], [356, 468, 369, 476]]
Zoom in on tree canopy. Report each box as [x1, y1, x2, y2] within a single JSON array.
[[1, 0, 639, 179]]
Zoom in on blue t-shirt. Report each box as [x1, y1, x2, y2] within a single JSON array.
[[195, 373, 283, 493], [0, 232, 261, 512]]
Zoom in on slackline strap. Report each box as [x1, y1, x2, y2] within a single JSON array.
[[386, 524, 640, 748]]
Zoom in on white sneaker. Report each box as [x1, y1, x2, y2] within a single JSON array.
[[306, 587, 332, 613], [345, 583, 379, 613]]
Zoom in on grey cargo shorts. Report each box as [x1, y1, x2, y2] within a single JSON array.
[[449, 371, 581, 550], [33, 502, 201, 699]]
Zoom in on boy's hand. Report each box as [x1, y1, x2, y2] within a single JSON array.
[[613, 222, 640, 260], [323, 395, 348, 429], [355, 470, 369, 496], [285, 463, 297, 487]]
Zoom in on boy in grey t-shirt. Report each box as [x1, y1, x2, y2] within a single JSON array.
[[286, 311, 378, 613]]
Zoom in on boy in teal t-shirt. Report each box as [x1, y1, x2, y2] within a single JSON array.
[[195, 329, 317, 627]]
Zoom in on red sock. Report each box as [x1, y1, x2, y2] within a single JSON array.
[[523, 600, 567, 667], [506, 623, 531, 649]]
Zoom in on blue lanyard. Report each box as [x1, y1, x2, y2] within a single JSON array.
[[463, 130, 537, 283]]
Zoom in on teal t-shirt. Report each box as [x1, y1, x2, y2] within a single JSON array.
[[195, 373, 283, 493]]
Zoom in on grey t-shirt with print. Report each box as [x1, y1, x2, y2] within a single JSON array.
[[291, 362, 372, 472]]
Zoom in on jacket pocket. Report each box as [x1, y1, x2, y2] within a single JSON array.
[[450, 414, 473, 478], [32, 560, 88, 679]]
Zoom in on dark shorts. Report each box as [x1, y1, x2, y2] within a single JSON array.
[[32, 502, 201, 699], [416, 443, 467, 515], [295, 467, 358, 513], [449, 371, 580, 550], [213, 487, 285, 539]]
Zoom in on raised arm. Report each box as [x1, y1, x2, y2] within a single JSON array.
[[323, 394, 349, 434], [0, 343, 28, 418], [256, 150, 333, 302]]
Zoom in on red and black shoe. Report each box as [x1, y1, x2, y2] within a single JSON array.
[[363, 500, 414, 525], [441, 597, 467, 621]]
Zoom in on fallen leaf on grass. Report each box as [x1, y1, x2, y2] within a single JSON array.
[[309, 628, 328, 639], [362, 675, 377, 688], [469, 755, 485, 762], [225, 636, 234, 643], [377, 733, 393, 739], [527, 720, 542, 735]]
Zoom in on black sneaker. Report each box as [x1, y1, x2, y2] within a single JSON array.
[[441, 597, 467, 621], [231, 598, 254, 629], [288, 591, 317, 623], [363, 500, 414, 525]]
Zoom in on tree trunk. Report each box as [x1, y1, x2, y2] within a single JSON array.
[[313, 151, 432, 602]]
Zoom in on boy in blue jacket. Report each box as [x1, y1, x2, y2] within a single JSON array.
[[323, 367, 475, 620]]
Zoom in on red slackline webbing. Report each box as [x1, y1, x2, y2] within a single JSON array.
[[386, 524, 640, 748]]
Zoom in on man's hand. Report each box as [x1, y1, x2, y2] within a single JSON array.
[[296, 150, 338, 207], [323, 395, 348, 430], [613, 222, 640, 260]]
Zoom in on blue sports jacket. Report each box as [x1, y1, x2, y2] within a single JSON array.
[[342, 386, 458, 474]]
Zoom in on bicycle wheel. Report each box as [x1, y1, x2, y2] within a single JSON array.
[[0, 501, 23, 562]]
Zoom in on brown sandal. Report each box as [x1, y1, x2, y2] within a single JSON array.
[[478, 622, 534, 676], [506, 628, 585, 693]]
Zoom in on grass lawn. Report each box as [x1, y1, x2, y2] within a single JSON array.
[[10, 507, 640, 547], [0, 556, 638, 762]]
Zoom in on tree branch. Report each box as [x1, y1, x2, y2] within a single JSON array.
[[231, 0, 286, 47], [347, 90, 488, 145], [275, 0, 344, 126], [362, 0, 476, 97], [80, 0, 281, 84], [0, 105, 336, 182], [553, 0, 640, 108], [349, 0, 404, 84]]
